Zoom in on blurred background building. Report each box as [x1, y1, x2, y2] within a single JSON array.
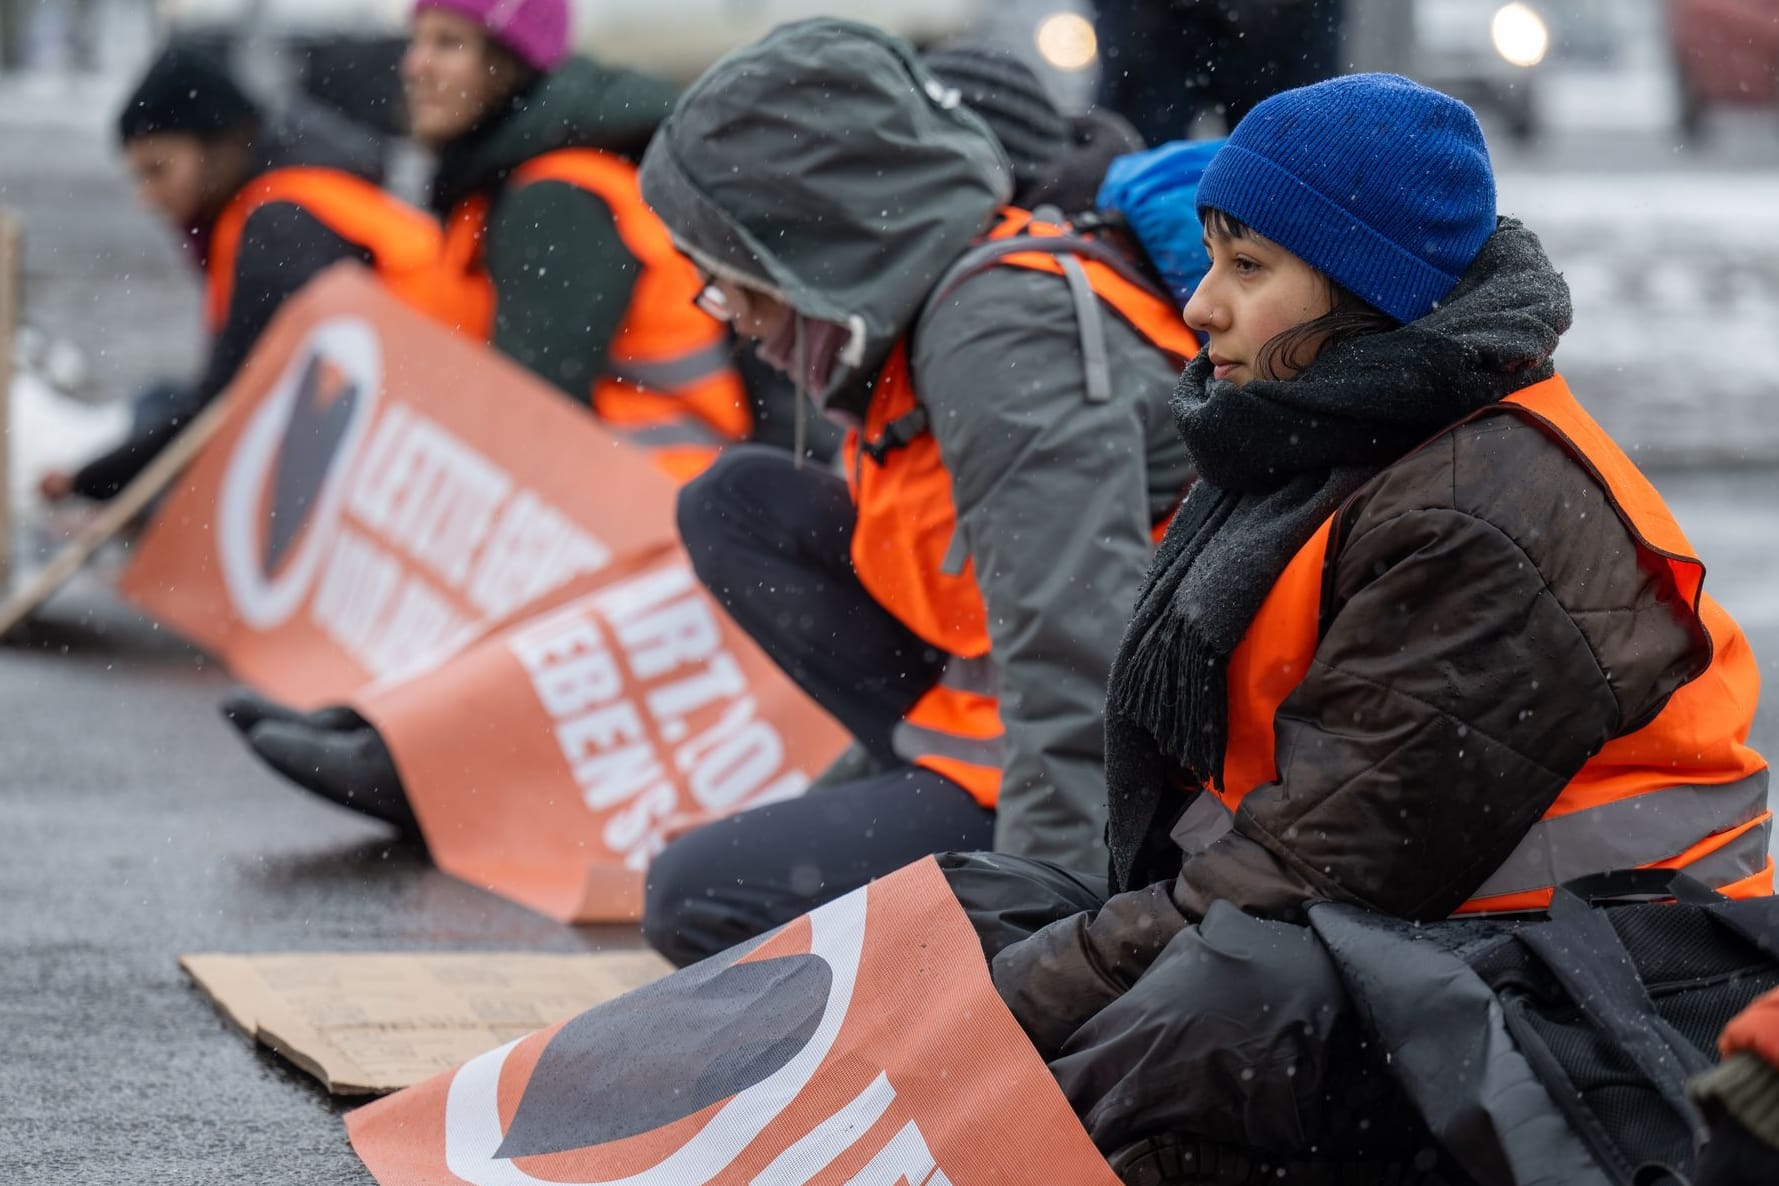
[[4, 0, 1777, 435], [1, 1, 1775, 148]]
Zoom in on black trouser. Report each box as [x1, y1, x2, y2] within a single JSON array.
[[643, 447, 995, 967], [937, 853, 1442, 1184]]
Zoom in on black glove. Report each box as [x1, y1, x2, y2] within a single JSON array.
[[220, 690, 419, 835], [990, 880, 1190, 1057], [220, 688, 365, 735]]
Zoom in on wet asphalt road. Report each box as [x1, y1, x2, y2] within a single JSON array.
[[4, 82, 1779, 1186], [0, 588, 645, 1185]]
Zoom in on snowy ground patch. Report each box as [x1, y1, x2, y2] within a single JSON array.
[[7, 365, 129, 518], [1499, 171, 1779, 467]]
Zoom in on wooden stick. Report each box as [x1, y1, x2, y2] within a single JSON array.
[[0, 208, 20, 593], [0, 393, 233, 640]]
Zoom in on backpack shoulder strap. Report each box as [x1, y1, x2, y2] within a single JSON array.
[[926, 223, 1168, 309], [919, 213, 1167, 410], [1519, 910, 1714, 1141]]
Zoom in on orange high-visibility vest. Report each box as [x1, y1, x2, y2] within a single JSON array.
[[421, 192, 497, 338], [419, 148, 749, 481], [205, 166, 442, 333], [1215, 373, 1771, 913], [843, 209, 1201, 806]]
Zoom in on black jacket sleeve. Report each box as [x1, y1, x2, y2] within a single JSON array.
[[73, 201, 362, 500], [484, 179, 639, 400]]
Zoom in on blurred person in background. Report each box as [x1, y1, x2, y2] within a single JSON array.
[[633, 19, 1200, 967], [1096, 0, 1347, 143], [398, 0, 754, 471], [1080, 136, 1224, 320], [39, 46, 439, 504], [218, 0, 803, 844], [923, 41, 1146, 215]]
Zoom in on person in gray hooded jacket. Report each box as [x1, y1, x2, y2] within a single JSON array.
[[634, 19, 1197, 967]]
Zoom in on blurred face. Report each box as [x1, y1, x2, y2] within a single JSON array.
[[402, 8, 524, 149], [123, 133, 243, 230], [696, 274, 793, 343], [1184, 217, 1335, 385]]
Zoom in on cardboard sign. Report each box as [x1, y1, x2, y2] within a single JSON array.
[[120, 266, 848, 920], [348, 857, 1120, 1186], [182, 951, 670, 1095]]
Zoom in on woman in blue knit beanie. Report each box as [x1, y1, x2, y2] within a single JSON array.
[[942, 73, 1769, 1180]]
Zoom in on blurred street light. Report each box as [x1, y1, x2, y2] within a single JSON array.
[[1034, 10, 1096, 72], [1491, 2, 1549, 68]]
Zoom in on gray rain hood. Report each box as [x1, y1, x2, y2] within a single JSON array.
[[638, 19, 1014, 412]]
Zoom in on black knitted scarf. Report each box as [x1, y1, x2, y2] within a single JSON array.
[[1103, 220, 1574, 891]]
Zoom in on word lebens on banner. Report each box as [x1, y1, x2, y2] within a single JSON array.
[[509, 563, 812, 870]]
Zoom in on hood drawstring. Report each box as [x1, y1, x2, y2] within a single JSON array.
[[792, 314, 809, 470]]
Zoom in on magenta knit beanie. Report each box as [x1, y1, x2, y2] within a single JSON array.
[[413, 0, 569, 72]]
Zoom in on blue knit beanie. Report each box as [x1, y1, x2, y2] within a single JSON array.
[[1195, 73, 1496, 325]]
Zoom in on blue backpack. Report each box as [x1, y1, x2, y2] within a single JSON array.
[[1095, 138, 1227, 308]]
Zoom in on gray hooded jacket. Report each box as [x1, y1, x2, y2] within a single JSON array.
[[640, 20, 1193, 867]]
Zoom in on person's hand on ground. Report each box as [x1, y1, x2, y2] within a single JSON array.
[[37, 469, 75, 503]]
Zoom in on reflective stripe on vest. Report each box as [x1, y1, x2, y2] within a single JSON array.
[[848, 208, 1202, 805], [1214, 372, 1772, 913], [608, 339, 736, 394], [893, 655, 1005, 808], [1469, 770, 1771, 900], [206, 167, 442, 334]]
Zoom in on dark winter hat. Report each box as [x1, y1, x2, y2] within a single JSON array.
[[1195, 73, 1496, 324], [923, 43, 1068, 194], [117, 46, 261, 145]]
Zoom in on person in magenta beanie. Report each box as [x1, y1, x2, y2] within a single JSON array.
[[409, 0, 569, 75], [397, 0, 681, 392]]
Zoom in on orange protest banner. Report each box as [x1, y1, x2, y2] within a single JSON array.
[[119, 265, 680, 702], [347, 856, 1121, 1186], [119, 265, 847, 920], [362, 550, 844, 921]]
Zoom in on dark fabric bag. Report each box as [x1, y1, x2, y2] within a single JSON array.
[[941, 854, 1779, 1186], [1312, 870, 1779, 1186], [940, 853, 1459, 1184]]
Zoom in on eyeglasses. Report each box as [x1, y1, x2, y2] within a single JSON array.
[[693, 271, 732, 322]]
